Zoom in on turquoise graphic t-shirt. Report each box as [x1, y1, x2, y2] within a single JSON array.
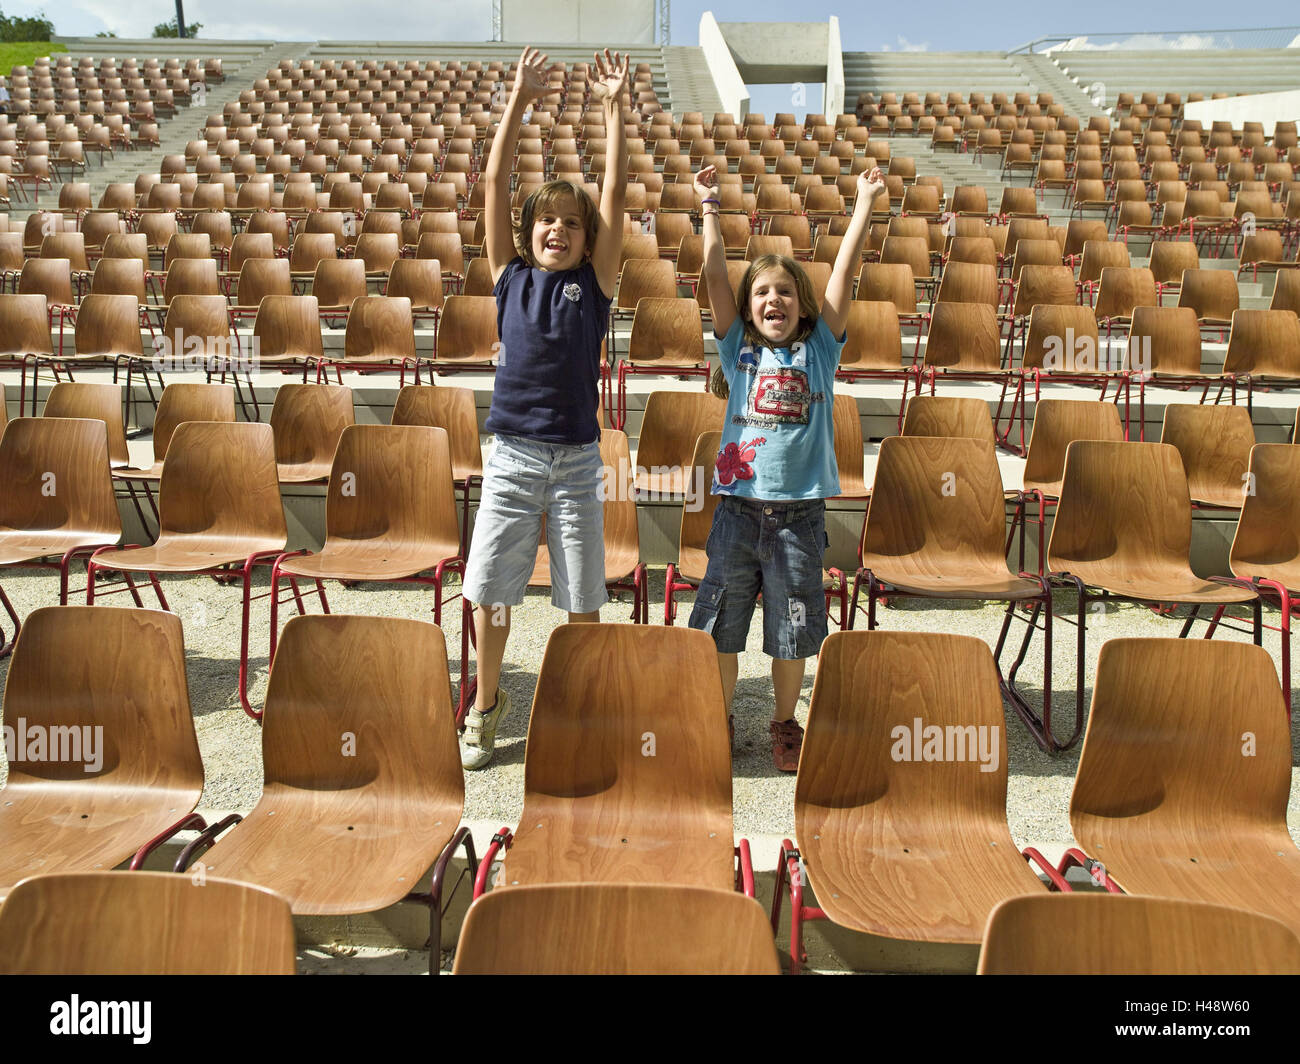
[[711, 315, 845, 501]]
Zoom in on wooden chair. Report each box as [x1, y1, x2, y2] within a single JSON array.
[[615, 297, 707, 429], [252, 294, 324, 388], [386, 257, 444, 326], [42, 381, 130, 468], [391, 384, 484, 551], [849, 436, 1058, 746], [1220, 309, 1300, 410], [270, 383, 354, 484], [979, 894, 1300, 975], [112, 378, 236, 540], [314, 293, 420, 385], [173, 613, 475, 975], [1220, 444, 1300, 702], [0, 872, 297, 975], [1045, 441, 1260, 732], [664, 430, 723, 625], [611, 256, 677, 357], [1159, 403, 1254, 510], [1177, 268, 1240, 332], [454, 883, 780, 975], [1061, 637, 1300, 936], [0, 607, 205, 900], [633, 390, 726, 497], [473, 623, 754, 898], [525, 430, 648, 623], [429, 293, 498, 375], [0, 292, 54, 416], [773, 630, 1063, 974], [0, 416, 123, 652], [85, 421, 290, 718]]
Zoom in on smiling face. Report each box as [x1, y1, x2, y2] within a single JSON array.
[[747, 265, 801, 347], [529, 192, 588, 272]]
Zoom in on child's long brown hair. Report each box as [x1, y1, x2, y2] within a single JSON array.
[[711, 255, 820, 399]]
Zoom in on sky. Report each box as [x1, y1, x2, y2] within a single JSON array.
[[15, 0, 1295, 48]]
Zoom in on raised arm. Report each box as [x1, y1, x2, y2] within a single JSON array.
[[820, 166, 886, 339], [694, 165, 737, 339], [590, 49, 629, 298], [484, 48, 557, 284]]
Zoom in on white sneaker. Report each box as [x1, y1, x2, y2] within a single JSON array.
[[461, 688, 511, 770]]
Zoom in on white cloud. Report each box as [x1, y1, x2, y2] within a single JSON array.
[[896, 35, 930, 53]]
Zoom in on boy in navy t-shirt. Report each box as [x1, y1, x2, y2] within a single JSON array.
[[460, 46, 630, 769]]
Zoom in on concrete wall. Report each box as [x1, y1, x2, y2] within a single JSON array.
[[825, 16, 844, 119], [699, 11, 749, 120], [1184, 88, 1300, 131], [716, 20, 827, 82]]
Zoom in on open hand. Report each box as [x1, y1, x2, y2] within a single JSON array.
[[590, 48, 629, 103], [694, 164, 718, 204], [514, 47, 557, 102], [858, 166, 886, 204]]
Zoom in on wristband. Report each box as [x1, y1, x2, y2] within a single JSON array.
[[701, 197, 720, 204]]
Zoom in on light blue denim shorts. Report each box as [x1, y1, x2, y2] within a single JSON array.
[[463, 433, 608, 613]]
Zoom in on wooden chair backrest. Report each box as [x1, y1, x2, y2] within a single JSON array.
[[157, 421, 287, 543], [1147, 240, 1200, 285], [236, 258, 291, 308], [1094, 267, 1158, 319], [1076, 240, 1130, 285], [270, 383, 354, 470], [18, 257, 74, 305], [323, 424, 458, 554], [0, 293, 53, 356], [436, 295, 499, 362], [627, 297, 705, 366], [636, 390, 725, 478], [1160, 404, 1254, 507], [856, 262, 917, 313], [1177, 268, 1240, 321], [0, 605, 202, 838], [1230, 444, 1300, 579], [1071, 637, 1288, 859], [344, 295, 415, 362], [453, 883, 780, 975], [979, 894, 1300, 975], [1127, 305, 1202, 376], [391, 384, 483, 481], [1012, 264, 1077, 317], [1269, 270, 1300, 314], [147, 381, 236, 465], [923, 301, 1000, 371], [1222, 309, 1300, 378], [387, 258, 444, 312], [864, 435, 1008, 568], [162, 257, 219, 303], [521, 623, 731, 865], [42, 382, 130, 467], [935, 260, 998, 309], [901, 395, 996, 442], [0, 872, 296, 975], [253, 294, 324, 359], [841, 299, 903, 370], [1048, 441, 1190, 575], [1021, 400, 1124, 496], [1021, 303, 1103, 373], [678, 429, 722, 557], [617, 257, 676, 309], [0, 415, 120, 535]]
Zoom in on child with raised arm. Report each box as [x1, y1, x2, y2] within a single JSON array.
[[689, 162, 886, 771], [460, 47, 630, 769]]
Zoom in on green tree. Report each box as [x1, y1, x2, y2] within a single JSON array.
[[152, 17, 201, 37], [0, 8, 54, 41]]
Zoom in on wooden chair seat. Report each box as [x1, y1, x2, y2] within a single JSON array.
[[279, 537, 459, 583], [454, 884, 780, 975], [0, 607, 204, 902], [95, 533, 288, 574], [0, 528, 124, 567], [190, 615, 466, 917], [0, 871, 296, 975]]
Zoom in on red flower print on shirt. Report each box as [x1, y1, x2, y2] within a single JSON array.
[[715, 436, 766, 485]]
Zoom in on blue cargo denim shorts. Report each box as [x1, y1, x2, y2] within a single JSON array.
[[688, 495, 829, 659], [463, 433, 608, 614]]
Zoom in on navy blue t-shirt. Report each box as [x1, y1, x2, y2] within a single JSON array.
[[487, 257, 612, 445]]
